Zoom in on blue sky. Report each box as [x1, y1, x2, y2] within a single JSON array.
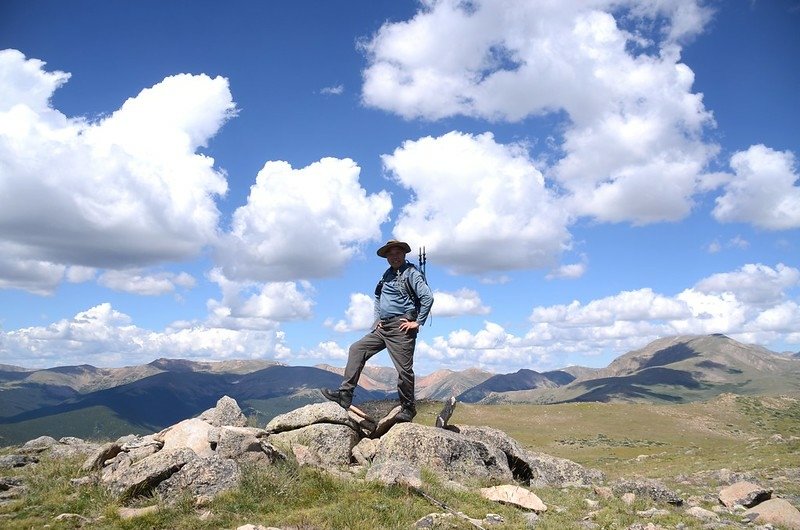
[[1, 0, 798, 375]]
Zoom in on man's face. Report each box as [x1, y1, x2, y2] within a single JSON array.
[[385, 246, 407, 269]]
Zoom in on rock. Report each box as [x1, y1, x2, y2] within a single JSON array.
[[0, 454, 38, 469], [265, 402, 354, 434], [366, 460, 422, 488], [612, 478, 683, 505], [521, 451, 604, 488], [435, 396, 457, 429], [484, 513, 504, 525], [215, 426, 281, 464], [455, 425, 604, 487], [522, 512, 540, 528], [718, 480, 772, 508], [54, 513, 90, 523], [0, 477, 25, 491], [0, 477, 26, 502], [70, 476, 97, 487], [352, 437, 380, 466], [198, 395, 248, 427], [269, 423, 357, 468], [594, 486, 613, 499], [58, 436, 85, 444], [120, 435, 163, 462], [154, 456, 241, 505], [696, 468, 757, 486], [118, 505, 159, 519], [621, 493, 636, 505], [685, 506, 719, 521], [414, 513, 459, 528], [348, 409, 377, 435], [291, 444, 321, 467], [480, 484, 547, 512], [46, 438, 101, 460], [625, 524, 664, 530], [374, 423, 513, 484], [20, 436, 58, 453], [636, 507, 670, 517], [157, 418, 215, 458], [102, 447, 196, 500], [81, 442, 123, 472], [743, 498, 800, 529]]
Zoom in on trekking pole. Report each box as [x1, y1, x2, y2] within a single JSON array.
[[410, 485, 486, 530], [418, 246, 426, 278]]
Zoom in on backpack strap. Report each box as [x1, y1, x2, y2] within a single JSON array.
[[375, 263, 420, 307]]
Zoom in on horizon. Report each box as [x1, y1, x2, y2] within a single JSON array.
[[2, 332, 794, 375], [1, 1, 798, 375]]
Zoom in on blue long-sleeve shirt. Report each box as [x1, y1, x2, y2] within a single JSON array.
[[374, 262, 434, 325]]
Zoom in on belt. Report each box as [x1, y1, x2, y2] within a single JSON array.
[[380, 313, 416, 324]]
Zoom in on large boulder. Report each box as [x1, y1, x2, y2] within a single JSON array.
[[718, 481, 772, 508], [49, 437, 102, 459], [120, 435, 163, 463], [744, 498, 800, 530], [373, 423, 513, 484], [269, 423, 357, 468], [199, 395, 248, 428], [215, 426, 285, 464], [19, 436, 58, 453], [157, 418, 215, 458], [154, 456, 241, 505], [455, 425, 604, 487], [265, 402, 354, 434], [102, 447, 196, 500], [82, 442, 123, 472], [15, 435, 99, 460]]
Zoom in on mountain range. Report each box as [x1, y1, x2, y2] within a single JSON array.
[[1, 334, 798, 446]]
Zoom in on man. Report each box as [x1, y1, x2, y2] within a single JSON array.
[[322, 239, 434, 422]]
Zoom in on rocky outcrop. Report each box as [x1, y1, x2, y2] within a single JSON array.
[[612, 478, 684, 505], [270, 423, 358, 468], [372, 423, 513, 484], [718, 480, 772, 508], [454, 424, 604, 487], [744, 498, 800, 529], [84, 396, 285, 504], [6, 395, 797, 530]]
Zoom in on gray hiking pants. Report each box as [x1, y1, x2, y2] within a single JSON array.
[[340, 315, 417, 407]]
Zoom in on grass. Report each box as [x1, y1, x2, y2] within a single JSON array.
[[1, 393, 798, 529]]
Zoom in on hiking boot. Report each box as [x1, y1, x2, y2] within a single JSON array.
[[321, 388, 352, 409], [395, 405, 416, 423]]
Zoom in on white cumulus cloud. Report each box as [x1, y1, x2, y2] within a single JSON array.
[[205, 269, 315, 330], [217, 157, 392, 282], [384, 131, 570, 274], [362, 1, 719, 227], [0, 302, 291, 368], [713, 145, 800, 230], [416, 263, 800, 373], [693, 263, 799, 307], [98, 269, 196, 296], [0, 49, 234, 294], [327, 292, 376, 333], [430, 289, 490, 317]]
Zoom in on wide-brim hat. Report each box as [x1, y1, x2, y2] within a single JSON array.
[[377, 239, 412, 257]]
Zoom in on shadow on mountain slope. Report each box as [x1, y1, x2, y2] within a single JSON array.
[[567, 367, 703, 403], [640, 344, 698, 369]]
